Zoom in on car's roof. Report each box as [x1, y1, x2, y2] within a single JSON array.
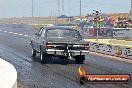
[[56, 24, 77, 26], [43, 26, 84, 38], [45, 26, 77, 30]]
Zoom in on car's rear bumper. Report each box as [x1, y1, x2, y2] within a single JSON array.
[[46, 49, 89, 56]]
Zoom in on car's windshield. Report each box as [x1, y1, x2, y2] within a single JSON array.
[[56, 24, 76, 26], [47, 28, 82, 40]]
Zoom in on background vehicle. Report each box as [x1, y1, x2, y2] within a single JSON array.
[[30, 26, 89, 64]]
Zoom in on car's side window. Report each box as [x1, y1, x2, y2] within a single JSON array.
[[41, 29, 46, 37], [38, 27, 44, 36]]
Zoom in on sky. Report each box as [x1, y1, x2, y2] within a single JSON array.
[[0, 0, 131, 18]]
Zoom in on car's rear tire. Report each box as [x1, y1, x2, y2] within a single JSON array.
[[74, 55, 85, 64], [40, 50, 49, 63], [32, 48, 36, 57]]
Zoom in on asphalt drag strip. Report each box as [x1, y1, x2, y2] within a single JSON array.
[[0, 24, 132, 88]]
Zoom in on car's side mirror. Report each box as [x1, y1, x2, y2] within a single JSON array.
[[35, 33, 38, 35], [35, 33, 38, 36]]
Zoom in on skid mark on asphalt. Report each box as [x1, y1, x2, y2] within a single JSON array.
[[0, 44, 86, 88], [0, 29, 30, 37]]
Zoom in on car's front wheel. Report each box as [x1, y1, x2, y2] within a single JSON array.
[[74, 55, 85, 64], [32, 48, 36, 57]]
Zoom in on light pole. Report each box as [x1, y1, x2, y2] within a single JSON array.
[[58, 0, 60, 16], [80, 0, 82, 17], [131, 0, 132, 16], [62, 0, 64, 14], [93, 10, 100, 41], [32, 0, 34, 17], [32, 0, 34, 24]]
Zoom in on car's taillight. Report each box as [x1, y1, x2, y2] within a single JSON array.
[[84, 44, 89, 49], [46, 42, 54, 48]]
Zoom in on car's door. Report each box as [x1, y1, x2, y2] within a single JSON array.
[[33, 27, 45, 51]]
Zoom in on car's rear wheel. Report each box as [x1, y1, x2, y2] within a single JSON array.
[[32, 48, 36, 57], [74, 55, 85, 64], [40, 50, 49, 63]]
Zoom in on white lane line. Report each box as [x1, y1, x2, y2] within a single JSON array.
[[24, 35, 28, 37], [9, 32, 13, 34], [0, 29, 30, 37], [18, 34, 22, 35], [14, 33, 18, 35], [4, 31, 7, 32]]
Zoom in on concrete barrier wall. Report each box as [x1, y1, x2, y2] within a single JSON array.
[[109, 40, 132, 46], [85, 39, 132, 59], [0, 58, 17, 88]]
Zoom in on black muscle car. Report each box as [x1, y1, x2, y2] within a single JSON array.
[[30, 26, 89, 64]]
